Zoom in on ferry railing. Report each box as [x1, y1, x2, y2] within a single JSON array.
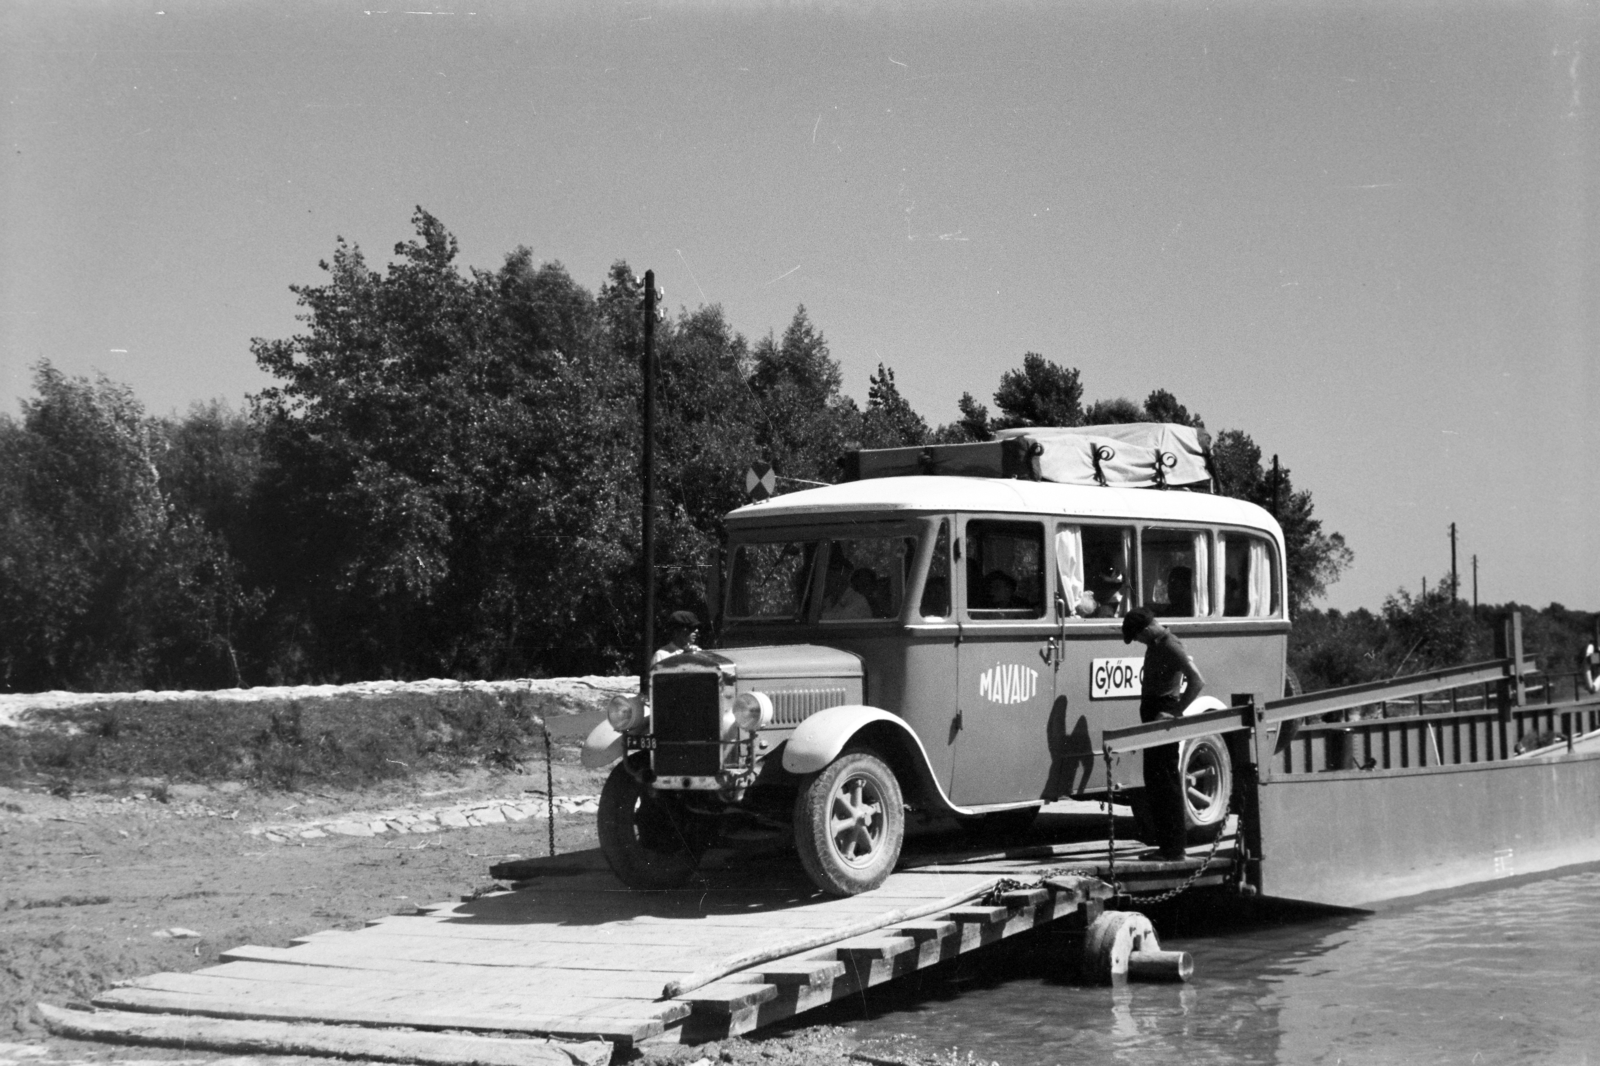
[[1098, 612, 1600, 898]]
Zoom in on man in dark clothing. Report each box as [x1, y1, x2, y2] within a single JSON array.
[[1122, 607, 1206, 859]]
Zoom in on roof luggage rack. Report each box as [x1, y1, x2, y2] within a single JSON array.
[[840, 423, 1215, 491]]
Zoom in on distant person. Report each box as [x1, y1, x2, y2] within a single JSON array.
[[821, 554, 872, 619], [653, 610, 701, 664], [979, 570, 1019, 610], [849, 566, 887, 618], [1075, 564, 1126, 618], [1123, 607, 1206, 859], [1223, 574, 1247, 617], [1165, 566, 1195, 616]]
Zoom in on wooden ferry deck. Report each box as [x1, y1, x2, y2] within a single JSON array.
[[49, 817, 1228, 1059]]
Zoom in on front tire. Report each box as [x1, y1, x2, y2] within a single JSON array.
[[597, 761, 709, 890], [793, 750, 905, 897]]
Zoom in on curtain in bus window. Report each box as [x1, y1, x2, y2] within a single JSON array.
[[1191, 531, 1210, 616], [1054, 526, 1084, 615], [1248, 539, 1270, 617]]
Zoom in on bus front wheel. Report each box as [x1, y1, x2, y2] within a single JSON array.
[[793, 749, 905, 897]]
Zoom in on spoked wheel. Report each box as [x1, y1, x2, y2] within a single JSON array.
[[597, 760, 712, 890], [1179, 735, 1232, 843], [793, 750, 905, 897]]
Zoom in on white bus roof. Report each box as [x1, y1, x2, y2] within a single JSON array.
[[728, 476, 1282, 540]]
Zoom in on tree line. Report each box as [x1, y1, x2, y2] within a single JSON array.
[[1, 209, 1583, 693]]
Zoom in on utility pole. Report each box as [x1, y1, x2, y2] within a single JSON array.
[[1270, 454, 1281, 521], [1472, 554, 1479, 614], [639, 270, 659, 691], [1450, 522, 1458, 604], [1422, 576, 1427, 599]]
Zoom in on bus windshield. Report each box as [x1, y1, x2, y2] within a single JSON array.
[[728, 526, 921, 623]]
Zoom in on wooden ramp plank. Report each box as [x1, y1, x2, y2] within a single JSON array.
[[671, 878, 1104, 1042], [220, 941, 722, 974], [77, 844, 1136, 1049], [37, 1004, 611, 1066], [93, 986, 687, 1046], [189, 958, 698, 999], [118, 966, 681, 1007]]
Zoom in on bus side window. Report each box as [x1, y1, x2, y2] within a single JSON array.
[[1141, 528, 1210, 618], [965, 520, 1045, 619], [1222, 534, 1279, 617], [1057, 523, 1132, 619]]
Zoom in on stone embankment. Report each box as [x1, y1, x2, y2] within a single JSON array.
[[248, 791, 602, 842], [0, 676, 637, 790], [0, 676, 636, 732]]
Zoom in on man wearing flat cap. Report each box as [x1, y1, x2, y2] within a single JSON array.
[[654, 610, 701, 664], [1122, 607, 1205, 859]]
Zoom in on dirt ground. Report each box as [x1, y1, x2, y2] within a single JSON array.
[[0, 750, 1002, 1066]]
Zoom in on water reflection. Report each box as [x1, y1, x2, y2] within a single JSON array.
[[829, 870, 1600, 1065]]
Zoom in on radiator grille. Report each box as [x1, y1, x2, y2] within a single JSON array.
[[652, 671, 722, 776], [770, 687, 849, 726]]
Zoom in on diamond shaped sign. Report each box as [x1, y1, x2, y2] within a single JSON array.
[[745, 462, 777, 501]]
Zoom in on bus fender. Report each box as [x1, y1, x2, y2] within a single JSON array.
[[1182, 695, 1229, 717], [581, 720, 626, 769], [783, 705, 921, 775]]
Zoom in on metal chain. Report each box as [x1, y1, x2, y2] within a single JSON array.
[[1112, 790, 1232, 904], [978, 748, 1233, 908], [980, 867, 1098, 906], [1098, 743, 1233, 905]]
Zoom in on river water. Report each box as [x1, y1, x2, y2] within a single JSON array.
[[834, 869, 1600, 1066]]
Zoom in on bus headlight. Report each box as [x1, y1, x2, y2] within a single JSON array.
[[606, 694, 645, 733], [731, 691, 774, 733]]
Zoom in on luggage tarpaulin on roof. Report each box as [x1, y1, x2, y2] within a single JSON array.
[[993, 424, 1212, 489]]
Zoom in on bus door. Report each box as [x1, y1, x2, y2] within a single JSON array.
[[1049, 520, 1139, 797], [952, 516, 1058, 806]]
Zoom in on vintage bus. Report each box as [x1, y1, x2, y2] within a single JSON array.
[[585, 426, 1288, 896]]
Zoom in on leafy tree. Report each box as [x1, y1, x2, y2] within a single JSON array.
[[747, 307, 860, 484], [991, 353, 1084, 428], [1080, 396, 1146, 425], [859, 364, 929, 449], [1210, 429, 1352, 617], [929, 392, 993, 443], [250, 209, 643, 679], [0, 364, 248, 690], [1142, 389, 1203, 428]]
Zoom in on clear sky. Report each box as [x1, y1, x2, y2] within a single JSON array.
[[4, 0, 1594, 614]]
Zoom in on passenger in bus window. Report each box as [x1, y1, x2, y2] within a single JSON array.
[[821, 553, 872, 619], [920, 575, 950, 619], [850, 567, 888, 618], [1074, 565, 1126, 618], [1164, 566, 1194, 617], [979, 570, 1020, 609]]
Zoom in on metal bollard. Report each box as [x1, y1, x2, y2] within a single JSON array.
[[1128, 948, 1194, 982]]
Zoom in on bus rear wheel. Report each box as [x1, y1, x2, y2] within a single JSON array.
[[793, 750, 905, 897], [1179, 735, 1232, 843], [1127, 735, 1233, 847]]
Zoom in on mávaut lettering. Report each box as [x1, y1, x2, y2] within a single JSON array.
[[978, 663, 1039, 705]]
